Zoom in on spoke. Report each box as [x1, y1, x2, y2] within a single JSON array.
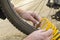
[[33, 0, 44, 12], [38, 0, 46, 14], [18, 0, 37, 7], [47, 8, 52, 18], [27, 0, 40, 10]]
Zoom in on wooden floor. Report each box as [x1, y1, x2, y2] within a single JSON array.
[[0, 0, 60, 40]]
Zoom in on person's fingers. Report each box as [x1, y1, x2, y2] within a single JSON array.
[[34, 14, 40, 21], [43, 29, 53, 37], [29, 16, 38, 24], [34, 15, 42, 27], [31, 13, 40, 21]]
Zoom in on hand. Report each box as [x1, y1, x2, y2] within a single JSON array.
[[20, 11, 41, 25], [23, 29, 53, 40], [15, 7, 41, 25]]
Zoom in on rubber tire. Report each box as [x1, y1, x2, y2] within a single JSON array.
[[0, 0, 37, 35]]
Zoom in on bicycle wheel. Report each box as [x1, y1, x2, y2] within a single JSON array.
[[0, 0, 37, 35]]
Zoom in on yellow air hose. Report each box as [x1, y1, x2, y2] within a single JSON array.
[[36, 18, 60, 40]]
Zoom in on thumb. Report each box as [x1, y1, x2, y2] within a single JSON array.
[[44, 29, 53, 37]]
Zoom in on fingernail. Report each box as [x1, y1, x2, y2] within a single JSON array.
[[37, 22, 39, 24], [35, 22, 39, 27]]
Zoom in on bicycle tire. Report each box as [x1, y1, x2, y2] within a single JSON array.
[[0, 0, 37, 35]]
